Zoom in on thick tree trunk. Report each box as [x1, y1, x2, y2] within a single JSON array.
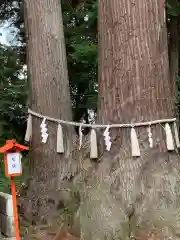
[[80, 1, 180, 239], [168, 16, 179, 105], [24, 0, 76, 222]]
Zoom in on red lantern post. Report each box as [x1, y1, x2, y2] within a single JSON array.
[[0, 140, 29, 240]]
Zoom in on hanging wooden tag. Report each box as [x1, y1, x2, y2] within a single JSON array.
[[90, 129, 98, 159], [173, 122, 180, 148], [131, 127, 140, 157], [57, 124, 64, 153], [165, 123, 175, 151], [25, 114, 32, 142]]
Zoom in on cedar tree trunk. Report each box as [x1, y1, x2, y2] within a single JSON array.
[[24, 0, 76, 223], [80, 1, 180, 239], [168, 15, 179, 103]]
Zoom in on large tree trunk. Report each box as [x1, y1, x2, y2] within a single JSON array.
[[80, 1, 180, 239], [168, 15, 179, 106], [24, 0, 76, 223]]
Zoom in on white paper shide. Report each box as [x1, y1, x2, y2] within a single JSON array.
[[40, 118, 48, 143], [103, 125, 112, 151]]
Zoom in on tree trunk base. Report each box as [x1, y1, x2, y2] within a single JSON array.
[[79, 145, 180, 239]]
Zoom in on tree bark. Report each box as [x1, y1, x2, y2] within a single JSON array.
[[168, 16, 179, 106], [80, 1, 180, 239], [24, 0, 76, 222]]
